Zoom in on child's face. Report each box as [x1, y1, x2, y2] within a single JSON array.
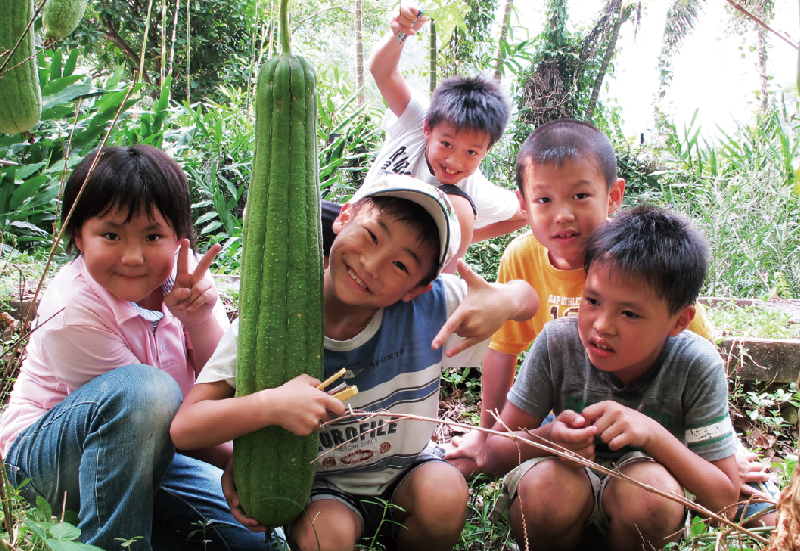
[[327, 203, 436, 309], [578, 263, 694, 385], [74, 205, 181, 307], [517, 158, 624, 270], [423, 119, 492, 186]]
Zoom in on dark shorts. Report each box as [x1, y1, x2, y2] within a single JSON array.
[[302, 446, 451, 544]]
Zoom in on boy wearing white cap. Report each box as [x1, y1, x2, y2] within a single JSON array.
[[171, 174, 538, 551]]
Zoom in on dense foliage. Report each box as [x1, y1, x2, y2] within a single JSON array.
[[1, 1, 798, 549]]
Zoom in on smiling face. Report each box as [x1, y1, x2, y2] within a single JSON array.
[[423, 119, 492, 186], [578, 263, 694, 385], [517, 158, 624, 271], [326, 202, 438, 311], [74, 205, 181, 308]]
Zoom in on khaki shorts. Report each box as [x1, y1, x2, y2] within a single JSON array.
[[490, 452, 692, 536]]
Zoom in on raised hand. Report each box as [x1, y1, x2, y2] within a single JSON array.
[[391, 3, 428, 41], [164, 239, 221, 326], [432, 259, 535, 357]]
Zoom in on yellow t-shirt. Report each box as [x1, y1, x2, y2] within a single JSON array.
[[488, 232, 713, 357]]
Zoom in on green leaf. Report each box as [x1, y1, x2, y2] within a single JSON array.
[[419, 0, 470, 47], [10, 174, 47, 210], [49, 522, 81, 541]]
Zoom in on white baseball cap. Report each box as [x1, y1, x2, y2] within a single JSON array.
[[361, 174, 461, 274]]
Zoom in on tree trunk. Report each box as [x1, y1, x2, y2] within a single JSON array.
[[185, 0, 190, 102], [355, 0, 364, 107], [765, 462, 800, 551], [493, 0, 513, 80], [429, 21, 437, 94], [586, 2, 626, 121]]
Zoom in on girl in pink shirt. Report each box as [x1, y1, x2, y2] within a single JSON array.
[[0, 146, 280, 550]]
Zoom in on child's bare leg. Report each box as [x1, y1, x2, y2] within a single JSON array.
[[290, 499, 362, 551], [509, 459, 594, 551], [602, 461, 684, 551], [392, 461, 469, 551]]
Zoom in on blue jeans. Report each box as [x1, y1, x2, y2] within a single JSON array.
[[4, 364, 281, 551]]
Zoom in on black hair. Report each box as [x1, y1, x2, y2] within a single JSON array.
[[427, 76, 510, 147], [61, 145, 195, 254], [516, 119, 618, 199], [350, 195, 440, 286], [584, 204, 709, 315]]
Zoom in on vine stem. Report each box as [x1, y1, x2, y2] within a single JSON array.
[[279, 0, 291, 55]]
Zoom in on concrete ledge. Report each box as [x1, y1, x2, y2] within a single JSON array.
[[720, 337, 800, 384]]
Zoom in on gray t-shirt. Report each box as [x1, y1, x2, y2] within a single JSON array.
[[509, 317, 736, 463]]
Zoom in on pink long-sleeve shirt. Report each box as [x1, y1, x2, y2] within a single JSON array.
[[0, 255, 228, 457]]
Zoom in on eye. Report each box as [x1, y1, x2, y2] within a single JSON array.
[[622, 310, 640, 319], [145, 233, 162, 243], [535, 197, 551, 204], [366, 229, 378, 244], [393, 260, 409, 274], [574, 193, 590, 200], [441, 140, 452, 148], [102, 232, 120, 241], [584, 296, 598, 306], [467, 149, 478, 156]]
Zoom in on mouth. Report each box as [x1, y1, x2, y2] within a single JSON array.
[[347, 267, 369, 292], [440, 166, 460, 177], [553, 230, 579, 240], [589, 337, 613, 356]]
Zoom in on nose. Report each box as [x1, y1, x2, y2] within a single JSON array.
[[361, 250, 384, 278], [121, 242, 144, 265], [592, 309, 616, 335], [555, 203, 576, 223]]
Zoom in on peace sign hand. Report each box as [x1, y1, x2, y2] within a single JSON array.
[[165, 239, 222, 327]]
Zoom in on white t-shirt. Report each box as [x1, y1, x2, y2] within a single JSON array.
[[356, 90, 518, 230]]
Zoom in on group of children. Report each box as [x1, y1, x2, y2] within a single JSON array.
[[0, 3, 778, 551]]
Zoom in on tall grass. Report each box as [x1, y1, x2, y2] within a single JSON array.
[[653, 100, 800, 300]]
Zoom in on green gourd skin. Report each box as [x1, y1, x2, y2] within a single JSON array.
[[42, 0, 89, 41], [0, 0, 41, 135], [232, 48, 323, 528]]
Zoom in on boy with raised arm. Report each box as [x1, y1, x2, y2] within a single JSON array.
[[171, 175, 538, 551], [483, 204, 739, 551], [349, 3, 526, 271]]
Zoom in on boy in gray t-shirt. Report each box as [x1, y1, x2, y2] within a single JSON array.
[[483, 204, 739, 551]]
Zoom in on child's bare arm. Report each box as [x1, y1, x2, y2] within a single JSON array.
[[471, 212, 528, 243], [432, 260, 539, 357], [582, 401, 739, 514], [368, 3, 427, 117], [170, 375, 345, 451]]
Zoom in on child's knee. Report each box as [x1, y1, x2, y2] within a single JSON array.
[[394, 462, 468, 533], [513, 460, 593, 530], [604, 463, 684, 531], [290, 502, 361, 551]]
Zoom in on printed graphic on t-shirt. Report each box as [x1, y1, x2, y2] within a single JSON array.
[[379, 146, 414, 176], [547, 294, 581, 322]]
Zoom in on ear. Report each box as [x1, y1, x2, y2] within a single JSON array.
[[516, 189, 528, 219], [73, 228, 84, 253], [423, 117, 431, 141], [401, 282, 433, 302], [607, 178, 625, 215], [668, 304, 695, 337], [332, 202, 355, 235]]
